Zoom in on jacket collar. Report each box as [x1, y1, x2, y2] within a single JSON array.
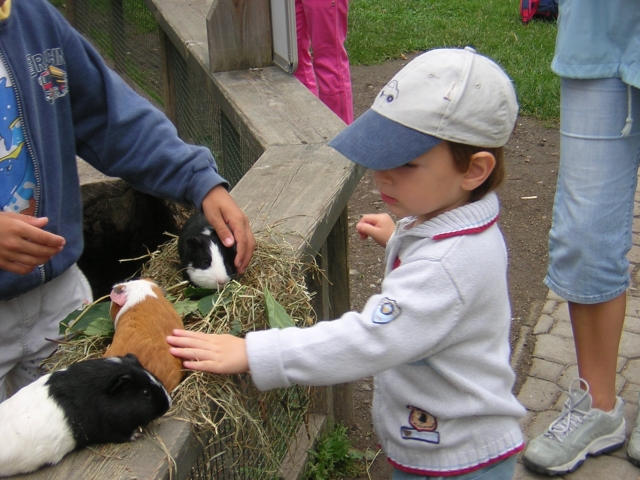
[[395, 192, 500, 241]]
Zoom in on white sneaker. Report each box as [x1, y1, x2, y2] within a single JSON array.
[[627, 392, 640, 466], [523, 378, 626, 476]]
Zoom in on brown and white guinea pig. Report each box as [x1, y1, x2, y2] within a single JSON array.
[[177, 211, 237, 289], [0, 354, 170, 477], [104, 278, 185, 392]]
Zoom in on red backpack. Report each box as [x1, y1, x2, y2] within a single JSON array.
[[520, 0, 558, 23]]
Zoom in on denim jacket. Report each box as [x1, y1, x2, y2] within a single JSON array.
[[552, 0, 640, 89], [0, 0, 226, 299]]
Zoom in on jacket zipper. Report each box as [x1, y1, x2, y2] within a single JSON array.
[[0, 49, 46, 284]]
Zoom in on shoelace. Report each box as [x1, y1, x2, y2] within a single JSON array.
[[544, 378, 591, 443]]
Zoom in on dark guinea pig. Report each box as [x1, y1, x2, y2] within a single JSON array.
[[178, 211, 237, 289], [0, 354, 170, 477]]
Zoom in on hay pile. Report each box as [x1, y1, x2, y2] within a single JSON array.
[[45, 231, 320, 472]]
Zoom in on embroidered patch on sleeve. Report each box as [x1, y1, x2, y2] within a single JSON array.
[[372, 297, 401, 324]]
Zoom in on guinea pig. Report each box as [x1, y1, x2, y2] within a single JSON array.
[[177, 211, 237, 289], [104, 278, 185, 392], [0, 354, 170, 477]]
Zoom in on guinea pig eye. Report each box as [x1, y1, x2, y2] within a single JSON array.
[[143, 388, 150, 397]]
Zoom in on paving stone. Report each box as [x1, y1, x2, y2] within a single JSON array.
[[549, 318, 573, 338], [620, 331, 640, 358], [562, 452, 638, 480], [541, 299, 557, 315], [624, 314, 640, 334], [533, 333, 576, 365], [623, 359, 640, 385], [552, 301, 570, 323], [529, 357, 563, 382], [533, 314, 554, 334], [519, 377, 561, 411]]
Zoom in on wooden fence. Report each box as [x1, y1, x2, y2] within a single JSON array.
[[15, 0, 361, 479]]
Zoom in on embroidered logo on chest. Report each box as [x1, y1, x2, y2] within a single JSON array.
[[26, 48, 68, 104], [372, 297, 401, 324]]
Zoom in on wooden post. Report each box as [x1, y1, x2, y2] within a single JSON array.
[[206, 0, 272, 72], [324, 207, 355, 427]]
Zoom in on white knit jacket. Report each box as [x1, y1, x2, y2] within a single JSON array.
[[246, 192, 525, 475]]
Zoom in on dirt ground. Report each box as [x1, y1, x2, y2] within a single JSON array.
[[343, 54, 560, 478]]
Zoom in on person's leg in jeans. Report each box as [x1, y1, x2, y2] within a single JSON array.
[[391, 455, 517, 480], [524, 78, 640, 474]]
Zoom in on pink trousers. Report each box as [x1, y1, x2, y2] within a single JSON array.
[[294, 0, 354, 124]]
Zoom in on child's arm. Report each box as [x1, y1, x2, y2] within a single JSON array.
[[167, 329, 249, 374], [356, 213, 395, 247]]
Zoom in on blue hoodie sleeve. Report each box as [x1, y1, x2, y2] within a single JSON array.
[[57, 5, 226, 208]]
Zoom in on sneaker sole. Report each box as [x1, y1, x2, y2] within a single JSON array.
[[523, 421, 626, 476]]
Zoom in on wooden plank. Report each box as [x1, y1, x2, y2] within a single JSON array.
[[147, 0, 346, 147], [13, 416, 200, 480], [206, 0, 272, 72], [278, 413, 328, 480], [144, 0, 211, 62], [211, 67, 346, 148], [231, 143, 362, 257]]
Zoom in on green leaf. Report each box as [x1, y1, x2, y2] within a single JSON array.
[[264, 287, 295, 329], [183, 285, 216, 299], [59, 302, 113, 337], [197, 294, 219, 316], [173, 299, 200, 317], [229, 319, 243, 336], [83, 316, 116, 337]]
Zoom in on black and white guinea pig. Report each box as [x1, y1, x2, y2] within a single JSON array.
[[0, 354, 170, 477], [177, 211, 237, 289]]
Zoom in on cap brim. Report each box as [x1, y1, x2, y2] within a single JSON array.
[[328, 109, 441, 170]]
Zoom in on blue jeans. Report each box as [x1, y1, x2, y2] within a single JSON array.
[[391, 455, 517, 480], [545, 78, 640, 303]]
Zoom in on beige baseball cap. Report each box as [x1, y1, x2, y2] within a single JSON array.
[[329, 47, 518, 170]]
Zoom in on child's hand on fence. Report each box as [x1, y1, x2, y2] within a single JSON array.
[[356, 213, 395, 247], [167, 329, 249, 374]]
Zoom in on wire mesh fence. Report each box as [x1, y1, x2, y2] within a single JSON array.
[[54, 0, 313, 477], [58, 0, 256, 187]]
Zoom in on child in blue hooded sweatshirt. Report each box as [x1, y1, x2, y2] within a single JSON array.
[[168, 47, 525, 479], [0, 0, 254, 401]]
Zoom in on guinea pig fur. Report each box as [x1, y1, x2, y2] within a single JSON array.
[[0, 354, 170, 477], [104, 278, 185, 392], [178, 211, 237, 289]]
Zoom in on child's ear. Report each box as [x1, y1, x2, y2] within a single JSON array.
[[461, 151, 496, 191]]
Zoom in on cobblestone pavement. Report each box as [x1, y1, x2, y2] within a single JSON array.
[[513, 193, 640, 479]]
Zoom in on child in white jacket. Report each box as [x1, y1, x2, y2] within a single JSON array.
[[167, 47, 525, 479]]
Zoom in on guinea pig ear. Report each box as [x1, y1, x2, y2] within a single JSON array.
[[107, 373, 133, 395]]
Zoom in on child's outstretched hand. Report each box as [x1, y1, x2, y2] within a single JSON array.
[[356, 213, 395, 247], [167, 329, 249, 374]]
